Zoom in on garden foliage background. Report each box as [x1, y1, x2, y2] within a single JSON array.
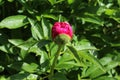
[[0, 0, 120, 80]]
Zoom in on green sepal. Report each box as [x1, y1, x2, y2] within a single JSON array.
[[54, 34, 71, 45]]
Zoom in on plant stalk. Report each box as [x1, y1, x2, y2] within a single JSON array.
[[49, 45, 63, 78]]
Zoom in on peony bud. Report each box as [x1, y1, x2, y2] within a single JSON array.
[[52, 22, 73, 45]]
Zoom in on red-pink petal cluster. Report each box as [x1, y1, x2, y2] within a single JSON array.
[[52, 22, 73, 40]]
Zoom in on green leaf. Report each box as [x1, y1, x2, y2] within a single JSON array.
[[8, 38, 37, 58], [81, 13, 104, 26], [40, 51, 49, 72], [51, 72, 68, 80], [116, 75, 120, 80], [49, 42, 58, 58], [7, 73, 38, 80], [48, 0, 56, 5], [56, 50, 77, 70], [56, 61, 78, 70], [8, 0, 14, 2], [68, 46, 105, 71], [26, 74, 38, 80], [41, 18, 51, 39], [28, 18, 43, 40], [0, 0, 4, 5], [7, 62, 23, 71], [42, 14, 58, 20], [79, 50, 105, 72], [58, 51, 74, 63], [0, 66, 4, 72], [111, 43, 120, 47], [111, 17, 120, 23], [0, 15, 29, 29], [18, 0, 35, 14], [82, 57, 117, 78], [74, 39, 97, 50], [87, 61, 118, 79], [0, 0, 3, 3], [97, 6, 106, 16], [0, 76, 6, 80], [95, 76, 116, 80], [0, 43, 14, 53], [118, 0, 120, 7], [37, 39, 51, 48], [22, 63, 38, 73], [8, 38, 36, 51], [85, 66, 106, 78], [105, 61, 119, 71], [67, 46, 81, 66], [109, 10, 120, 23], [29, 39, 51, 59], [67, 0, 75, 4], [48, 0, 65, 5], [20, 49, 29, 59], [28, 43, 42, 56], [105, 9, 116, 16]]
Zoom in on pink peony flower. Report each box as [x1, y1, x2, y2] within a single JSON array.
[[52, 22, 73, 45], [52, 22, 73, 44]]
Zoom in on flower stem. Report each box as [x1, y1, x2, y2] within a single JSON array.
[[58, 14, 61, 22], [49, 45, 63, 78]]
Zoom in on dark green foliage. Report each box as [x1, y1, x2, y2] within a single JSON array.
[[0, 0, 120, 80]]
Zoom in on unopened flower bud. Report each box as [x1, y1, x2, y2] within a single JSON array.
[[52, 22, 73, 45]]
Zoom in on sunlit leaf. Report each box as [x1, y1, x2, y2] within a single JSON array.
[[68, 46, 105, 71], [105, 9, 116, 16], [81, 13, 104, 26], [48, 0, 56, 5], [95, 76, 116, 80], [8, 38, 36, 51], [22, 63, 38, 73], [28, 18, 43, 40], [40, 51, 49, 72], [82, 57, 117, 78], [42, 14, 58, 20], [118, 0, 120, 7], [74, 39, 97, 50], [28, 43, 42, 56], [56, 61, 78, 70], [0, 15, 29, 29], [67, 0, 75, 4], [0, 43, 14, 53], [67, 46, 81, 65], [41, 18, 51, 39], [0, 76, 6, 80]]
